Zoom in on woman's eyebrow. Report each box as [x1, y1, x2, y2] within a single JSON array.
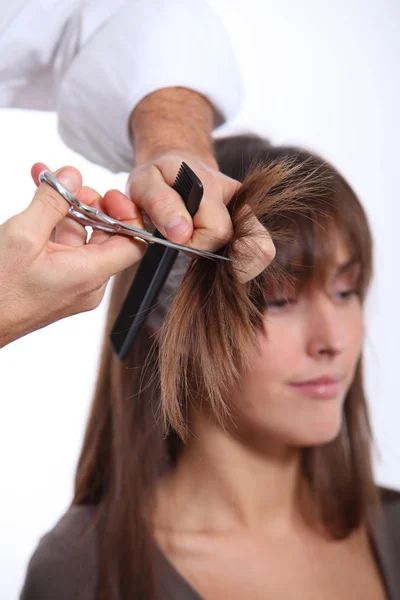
[[335, 257, 360, 276]]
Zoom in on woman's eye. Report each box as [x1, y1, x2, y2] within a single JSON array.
[[267, 297, 296, 309], [337, 289, 360, 300]]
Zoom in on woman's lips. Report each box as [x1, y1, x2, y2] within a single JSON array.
[[288, 377, 341, 399]]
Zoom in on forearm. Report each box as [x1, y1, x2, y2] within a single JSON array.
[[129, 87, 218, 168]]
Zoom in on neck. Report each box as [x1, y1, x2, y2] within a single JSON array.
[[156, 412, 310, 535]]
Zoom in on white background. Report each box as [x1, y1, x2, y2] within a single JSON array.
[[0, 0, 399, 597]]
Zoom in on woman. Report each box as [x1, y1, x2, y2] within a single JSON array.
[[21, 135, 400, 599]]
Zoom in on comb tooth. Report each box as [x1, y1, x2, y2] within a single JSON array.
[[183, 166, 194, 183], [174, 164, 185, 180], [181, 176, 193, 193], [173, 166, 194, 200], [176, 177, 191, 195], [181, 172, 193, 190], [179, 164, 192, 180], [175, 163, 193, 185], [174, 168, 191, 189]]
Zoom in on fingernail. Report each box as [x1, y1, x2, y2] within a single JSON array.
[[57, 168, 81, 192], [165, 215, 190, 238]]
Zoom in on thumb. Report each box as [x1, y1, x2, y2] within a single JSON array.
[[21, 166, 82, 246]]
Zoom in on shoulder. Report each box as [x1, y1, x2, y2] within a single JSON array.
[[373, 486, 400, 551], [378, 485, 400, 520], [20, 504, 99, 600]]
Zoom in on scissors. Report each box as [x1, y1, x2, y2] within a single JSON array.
[[38, 170, 233, 262]]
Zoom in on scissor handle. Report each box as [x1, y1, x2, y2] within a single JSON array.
[[38, 170, 233, 262]]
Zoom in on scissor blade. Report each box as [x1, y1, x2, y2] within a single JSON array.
[[110, 221, 233, 261]]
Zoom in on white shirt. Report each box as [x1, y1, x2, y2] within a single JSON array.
[[0, 0, 242, 173]]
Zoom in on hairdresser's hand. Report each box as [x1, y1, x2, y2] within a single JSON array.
[[0, 164, 146, 349], [128, 152, 274, 282], [127, 88, 275, 283]]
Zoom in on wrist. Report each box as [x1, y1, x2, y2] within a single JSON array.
[[130, 87, 218, 169], [135, 147, 218, 171]]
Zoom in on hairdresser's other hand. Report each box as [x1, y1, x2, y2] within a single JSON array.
[[128, 152, 274, 283], [127, 88, 275, 283], [0, 163, 146, 349], [128, 151, 238, 250]]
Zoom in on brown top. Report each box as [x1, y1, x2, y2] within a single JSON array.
[[19, 487, 400, 600]]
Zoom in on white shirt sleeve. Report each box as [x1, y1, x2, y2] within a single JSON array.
[[0, 0, 243, 173], [58, 0, 243, 173]]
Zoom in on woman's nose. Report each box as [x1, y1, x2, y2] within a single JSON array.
[[306, 294, 344, 359]]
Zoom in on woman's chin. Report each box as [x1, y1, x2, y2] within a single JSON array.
[[287, 415, 343, 447], [298, 428, 342, 447], [234, 402, 344, 448], [236, 419, 343, 450], [258, 410, 344, 448]]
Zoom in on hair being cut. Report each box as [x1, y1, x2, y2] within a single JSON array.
[[73, 134, 378, 599]]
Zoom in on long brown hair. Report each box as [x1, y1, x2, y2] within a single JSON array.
[[73, 134, 378, 599]]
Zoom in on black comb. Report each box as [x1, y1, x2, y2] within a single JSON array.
[[110, 162, 204, 360]]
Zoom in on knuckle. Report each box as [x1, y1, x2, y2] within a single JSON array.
[[128, 164, 158, 198], [269, 244, 277, 261], [39, 187, 67, 219], [68, 292, 98, 315], [260, 236, 276, 261], [73, 283, 103, 313], [212, 220, 234, 246], [80, 292, 101, 312], [147, 192, 178, 217]]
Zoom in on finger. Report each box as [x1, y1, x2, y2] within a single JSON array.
[[128, 166, 193, 244], [102, 188, 143, 223], [233, 214, 276, 283], [54, 185, 102, 247], [23, 164, 82, 246], [189, 196, 234, 253], [53, 218, 88, 246], [31, 162, 49, 185], [81, 234, 147, 282], [74, 186, 109, 246], [89, 188, 145, 246], [185, 169, 239, 251], [213, 171, 242, 207], [31, 162, 87, 247]]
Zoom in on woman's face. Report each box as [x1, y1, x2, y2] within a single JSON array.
[[233, 241, 364, 447]]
